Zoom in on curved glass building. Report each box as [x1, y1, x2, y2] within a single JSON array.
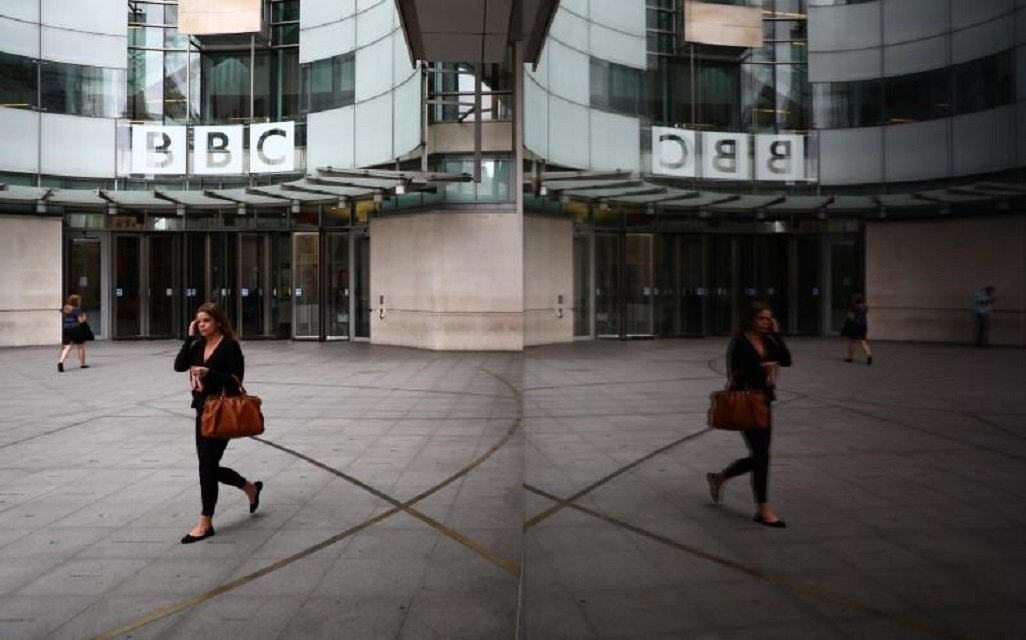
[[1, 0, 1023, 348]]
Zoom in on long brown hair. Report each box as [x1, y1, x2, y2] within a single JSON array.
[[66, 293, 81, 307], [736, 300, 772, 337], [196, 302, 236, 340]]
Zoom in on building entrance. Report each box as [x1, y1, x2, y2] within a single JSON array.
[[582, 231, 855, 339], [291, 231, 369, 340], [113, 234, 179, 338]]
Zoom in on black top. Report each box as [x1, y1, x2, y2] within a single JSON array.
[[728, 333, 792, 402], [174, 336, 244, 409]]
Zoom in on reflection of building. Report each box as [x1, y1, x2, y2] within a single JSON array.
[[1, 1, 1024, 348]]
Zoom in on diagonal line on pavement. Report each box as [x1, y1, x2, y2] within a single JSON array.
[[523, 427, 710, 529], [91, 368, 523, 640], [523, 484, 968, 640]]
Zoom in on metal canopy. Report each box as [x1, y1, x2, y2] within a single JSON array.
[[609, 188, 698, 205], [660, 192, 738, 209], [309, 175, 399, 190], [709, 195, 785, 212], [101, 190, 176, 209], [562, 185, 666, 201], [283, 180, 376, 199], [248, 184, 337, 203], [826, 195, 878, 213], [915, 189, 998, 204], [156, 190, 237, 208], [204, 189, 288, 206], [766, 196, 832, 212], [46, 189, 108, 206], [0, 185, 50, 202], [544, 179, 645, 193], [876, 193, 938, 209], [395, 0, 558, 64]]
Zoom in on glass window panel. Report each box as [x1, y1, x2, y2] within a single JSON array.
[[696, 62, 740, 130], [775, 42, 806, 64], [130, 49, 165, 120], [0, 52, 37, 109], [590, 58, 611, 111], [272, 0, 301, 22], [202, 52, 251, 123], [274, 48, 300, 120], [41, 62, 125, 118], [252, 52, 271, 120], [775, 64, 808, 130], [884, 67, 950, 124], [129, 25, 164, 48], [742, 63, 776, 131], [164, 52, 189, 123], [954, 51, 1014, 116], [272, 24, 299, 46]]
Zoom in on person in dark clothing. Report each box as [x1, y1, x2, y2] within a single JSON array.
[[58, 293, 88, 372], [174, 302, 263, 544], [843, 293, 872, 365], [706, 301, 792, 528]]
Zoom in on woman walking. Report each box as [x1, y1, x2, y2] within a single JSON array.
[[58, 294, 88, 372], [706, 301, 792, 527], [843, 293, 872, 365], [173, 302, 263, 544]]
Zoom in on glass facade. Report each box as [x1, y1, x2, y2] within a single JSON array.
[[812, 50, 1015, 129]]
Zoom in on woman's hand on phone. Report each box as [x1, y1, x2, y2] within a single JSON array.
[[188, 320, 198, 336]]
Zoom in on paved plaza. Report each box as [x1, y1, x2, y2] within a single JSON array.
[[0, 337, 1023, 639]]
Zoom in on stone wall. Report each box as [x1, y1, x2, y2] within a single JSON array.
[[0, 216, 63, 347], [866, 215, 1026, 346]]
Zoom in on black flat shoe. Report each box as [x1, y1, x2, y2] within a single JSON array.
[[57, 362, 64, 372], [249, 481, 263, 514], [753, 514, 787, 529], [181, 526, 216, 544], [705, 473, 721, 504], [80, 364, 90, 369]]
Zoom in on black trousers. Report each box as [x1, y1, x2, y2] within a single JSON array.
[[194, 411, 246, 516], [974, 312, 990, 347], [722, 418, 772, 504]]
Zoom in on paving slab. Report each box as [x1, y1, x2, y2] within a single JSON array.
[[0, 339, 1023, 639]]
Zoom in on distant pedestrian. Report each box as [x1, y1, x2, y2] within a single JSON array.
[[706, 301, 792, 528], [58, 294, 89, 372], [842, 293, 872, 365], [973, 286, 996, 347], [173, 302, 263, 544]]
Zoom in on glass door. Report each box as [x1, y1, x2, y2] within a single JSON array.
[[182, 233, 207, 332], [147, 235, 178, 337], [272, 233, 292, 338], [595, 234, 622, 337], [573, 233, 592, 337], [293, 232, 320, 338], [239, 234, 267, 337], [796, 236, 823, 335], [710, 235, 735, 335], [67, 237, 102, 338], [113, 236, 142, 337], [354, 233, 370, 339], [210, 232, 237, 319], [625, 234, 655, 337], [830, 239, 860, 333], [325, 232, 350, 340]]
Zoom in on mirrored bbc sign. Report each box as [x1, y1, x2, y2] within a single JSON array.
[[651, 126, 805, 182], [131, 122, 295, 175]]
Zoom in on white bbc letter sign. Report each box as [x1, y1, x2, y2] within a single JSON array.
[[194, 125, 244, 175], [703, 132, 749, 181], [756, 134, 804, 182], [250, 121, 295, 173], [651, 126, 696, 178], [132, 125, 187, 175]]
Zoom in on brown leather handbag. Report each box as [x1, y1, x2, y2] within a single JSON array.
[[707, 389, 769, 431], [201, 380, 264, 439]]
